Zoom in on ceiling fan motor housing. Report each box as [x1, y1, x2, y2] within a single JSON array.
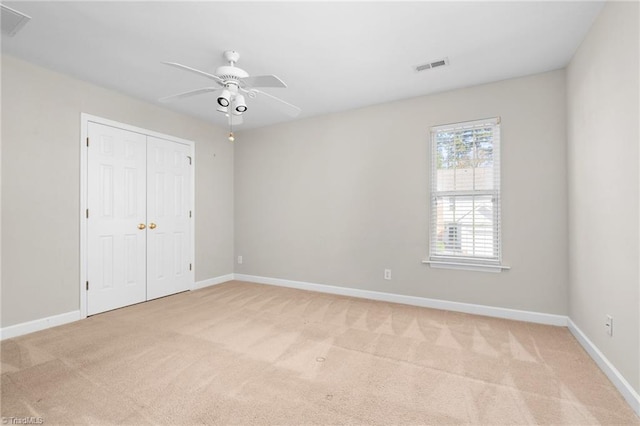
[[215, 65, 249, 82], [216, 50, 249, 84]]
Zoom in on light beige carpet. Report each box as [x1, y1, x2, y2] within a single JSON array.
[[1, 281, 638, 425]]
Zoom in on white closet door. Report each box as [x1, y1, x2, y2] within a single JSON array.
[[146, 136, 192, 300], [87, 123, 147, 315]]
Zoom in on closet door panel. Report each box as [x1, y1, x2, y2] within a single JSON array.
[[87, 123, 147, 315], [146, 136, 192, 300]]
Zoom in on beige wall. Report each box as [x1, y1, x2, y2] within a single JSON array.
[[235, 70, 568, 315], [567, 1, 640, 393], [1, 55, 234, 327]]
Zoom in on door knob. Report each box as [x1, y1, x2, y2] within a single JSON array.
[[138, 223, 146, 230], [149, 223, 157, 229]]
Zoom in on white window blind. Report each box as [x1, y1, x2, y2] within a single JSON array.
[[429, 117, 502, 268]]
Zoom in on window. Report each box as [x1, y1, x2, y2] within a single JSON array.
[[427, 117, 505, 271]]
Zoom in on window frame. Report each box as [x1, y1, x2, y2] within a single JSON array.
[[424, 117, 509, 273]]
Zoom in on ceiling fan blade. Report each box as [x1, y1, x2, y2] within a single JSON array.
[[252, 89, 301, 117], [162, 62, 225, 85], [159, 87, 220, 103], [240, 74, 287, 89]]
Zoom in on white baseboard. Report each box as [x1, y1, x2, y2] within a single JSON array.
[[193, 274, 234, 290], [1, 274, 235, 340], [568, 319, 640, 416], [233, 274, 568, 326], [0, 310, 81, 340], [2, 275, 637, 417], [235, 273, 640, 415]]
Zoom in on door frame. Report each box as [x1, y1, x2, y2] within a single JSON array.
[[80, 113, 196, 319]]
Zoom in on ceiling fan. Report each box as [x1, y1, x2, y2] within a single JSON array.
[[160, 50, 301, 135]]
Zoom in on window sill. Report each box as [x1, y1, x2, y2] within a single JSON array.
[[422, 259, 511, 273]]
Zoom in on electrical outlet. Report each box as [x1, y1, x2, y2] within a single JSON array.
[[605, 315, 613, 336], [237, 255, 243, 265], [384, 269, 391, 280]]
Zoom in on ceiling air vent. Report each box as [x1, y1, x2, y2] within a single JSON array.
[[1, 4, 31, 37], [415, 58, 449, 72]]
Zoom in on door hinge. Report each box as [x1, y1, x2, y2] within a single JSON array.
[[189, 263, 192, 271], [86, 281, 89, 291], [86, 137, 89, 147], [189, 210, 192, 218], [86, 209, 89, 218]]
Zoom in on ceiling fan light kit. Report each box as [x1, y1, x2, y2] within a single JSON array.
[[160, 50, 301, 141], [217, 89, 231, 108], [234, 94, 247, 113]]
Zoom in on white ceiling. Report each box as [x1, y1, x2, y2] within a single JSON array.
[[2, 1, 604, 130]]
